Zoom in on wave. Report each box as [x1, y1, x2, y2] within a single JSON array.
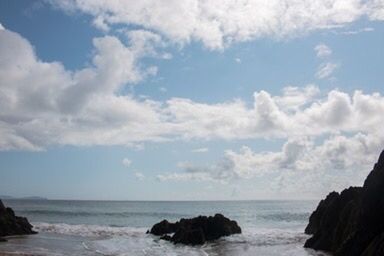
[[259, 212, 310, 222], [33, 222, 147, 237], [33, 222, 308, 246], [31, 222, 319, 256], [227, 228, 310, 246]]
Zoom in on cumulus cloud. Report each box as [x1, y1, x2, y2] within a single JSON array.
[[367, 0, 384, 20], [159, 133, 384, 197], [0, 27, 168, 150], [273, 85, 320, 111], [1, 27, 384, 152], [48, 0, 384, 49]]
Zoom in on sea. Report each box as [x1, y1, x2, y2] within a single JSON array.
[[0, 200, 330, 256]]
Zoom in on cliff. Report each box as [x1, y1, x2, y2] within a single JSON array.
[[304, 150, 384, 255]]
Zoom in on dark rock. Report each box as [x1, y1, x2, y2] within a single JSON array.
[[304, 150, 384, 256], [149, 213, 241, 245], [160, 234, 172, 241], [172, 227, 206, 245], [0, 200, 5, 212], [150, 219, 178, 235], [0, 200, 37, 241]]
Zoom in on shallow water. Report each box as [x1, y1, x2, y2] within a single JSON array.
[[0, 200, 330, 256]]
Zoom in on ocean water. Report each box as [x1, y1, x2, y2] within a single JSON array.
[[0, 200, 330, 256]]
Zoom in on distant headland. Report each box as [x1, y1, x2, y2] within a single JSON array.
[[0, 196, 48, 201]]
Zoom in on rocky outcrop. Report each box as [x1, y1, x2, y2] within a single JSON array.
[[149, 213, 241, 245], [0, 200, 36, 241], [304, 150, 384, 255]]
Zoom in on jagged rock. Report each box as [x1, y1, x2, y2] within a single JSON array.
[[304, 150, 384, 256], [149, 213, 241, 245], [0, 200, 37, 240], [172, 226, 206, 245], [150, 219, 178, 235], [0, 200, 6, 212], [361, 232, 384, 256]]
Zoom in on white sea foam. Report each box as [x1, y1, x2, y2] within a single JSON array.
[[33, 222, 147, 237], [226, 227, 310, 246], [84, 237, 209, 256], [30, 222, 330, 256]]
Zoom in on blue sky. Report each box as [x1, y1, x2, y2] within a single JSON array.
[[0, 0, 384, 200]]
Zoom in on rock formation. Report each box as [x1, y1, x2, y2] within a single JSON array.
[[149, 213, 241, 245], [304, 150, 384, 255], [0, 200, 37, 241]]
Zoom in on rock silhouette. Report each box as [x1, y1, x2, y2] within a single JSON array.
[[0, 200, 36, 241], [304, 150, 384, 255], [149, 213, 241, 245]]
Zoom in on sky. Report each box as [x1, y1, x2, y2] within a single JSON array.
[[0, 0, 384, 200]]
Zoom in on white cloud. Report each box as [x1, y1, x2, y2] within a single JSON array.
[[314, 43, 339, 80], [314, 43, 332, 58], [92, 15, 110, 31], [235, 58, 241, 63], [316, 62, 339, 79], [1, 27, 384, 152], [192, 147, 209, 153], [0, 27, 168, 150], [0, 23, 4, 30], [47, 0, 384, 49], [273, 85, 320, 111], [159, 133, 384, 197], [122, 158, 132, 167], [157, 172, 214, 182], [339, 27, 374, 35], [367, 0, 384, 20], [134, 172, 145, 180]]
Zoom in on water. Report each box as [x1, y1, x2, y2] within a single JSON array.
[[0, 200, 330, 256]]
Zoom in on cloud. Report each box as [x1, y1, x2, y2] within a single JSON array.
[[367, 0, 384, 20], [159, 133, 384, 197], [122, 158, 132, 167], [314, 43, 332, 58], [273, 85, 320, 111], [339, 27, 374, 35], [134, 172, 145, 180], [0, 23, 4, 30], [47, 0, 384, 49], [314, 43, 339, 80], [0, 27, 168, 150], [1, 27, 384, 151], [235, 58, 241, 63], [192, 147, 209, 153], [316, 62, 339, 79], [156, 172, 210, 182]]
